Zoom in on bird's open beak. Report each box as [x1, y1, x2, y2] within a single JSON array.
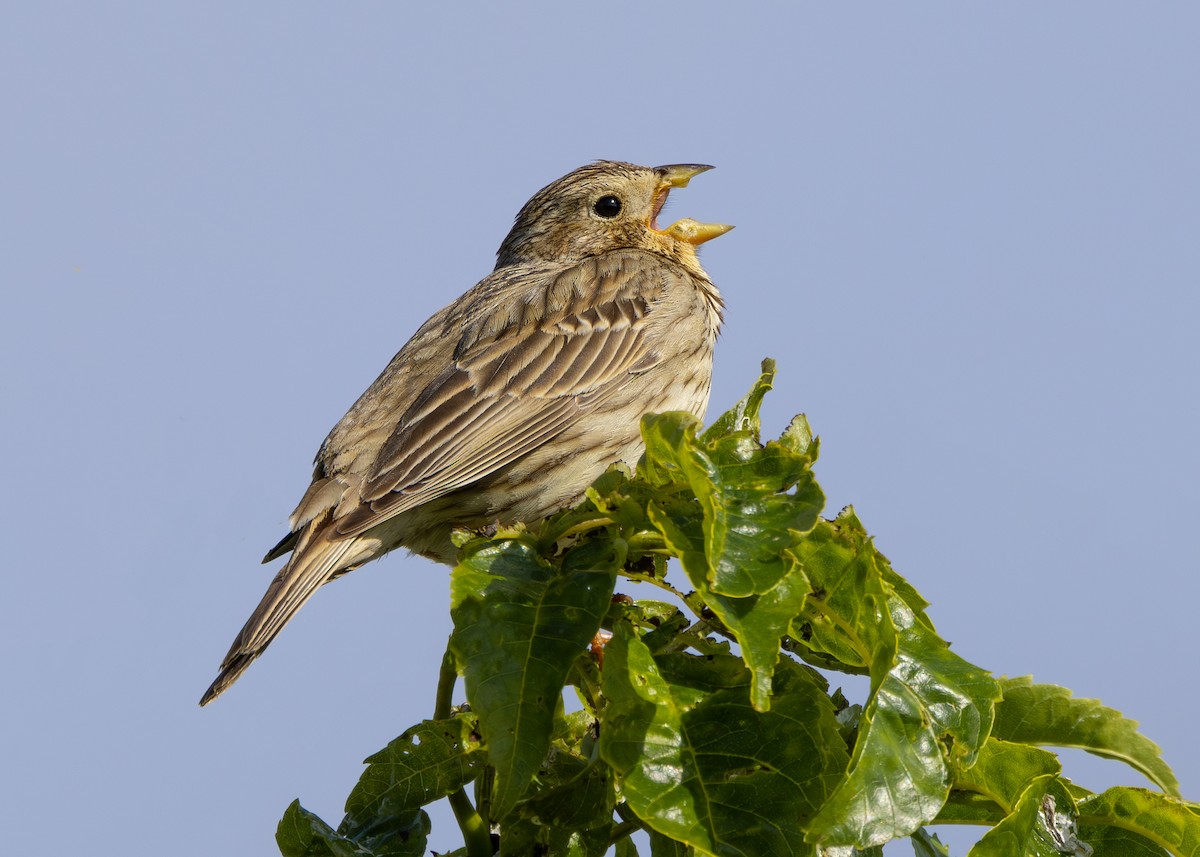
[[660, 218, 735, 245], [657, 163, 715, 188], [651, 163, 734, 246]]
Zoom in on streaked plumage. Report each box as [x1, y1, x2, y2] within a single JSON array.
[[201, 161, 731, 705]]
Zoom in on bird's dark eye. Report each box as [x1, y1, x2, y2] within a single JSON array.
[[593, 195, 622, 218]]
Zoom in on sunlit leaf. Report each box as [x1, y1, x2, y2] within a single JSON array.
[[951, 738, 1061, 811], [800, 512, 1000, 848], [640, 401, 822, 710], [641, 410, 822, 600], [1080, 825, 1170, 856], [968, 775, 1090, 857], [1077, 787, 1200, 857], [701, 358, 776, 443], [934, 791, 1007, 826], [994, 678, 1180, 797]]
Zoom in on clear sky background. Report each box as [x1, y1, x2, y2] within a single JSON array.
[[3, 4, 1197, 855]]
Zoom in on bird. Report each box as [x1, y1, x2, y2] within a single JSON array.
[[200, 161, 732, 705]]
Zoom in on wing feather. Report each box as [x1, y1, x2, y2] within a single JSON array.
[[318, 250, 683, 541]]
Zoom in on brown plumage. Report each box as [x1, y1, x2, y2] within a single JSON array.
[[200, 161, 732, 705]]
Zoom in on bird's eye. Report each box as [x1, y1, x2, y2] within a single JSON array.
[[593, 195, 622, 218]]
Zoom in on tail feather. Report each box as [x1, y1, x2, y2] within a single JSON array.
[[261, 530, 300, 564], [200, 528, 360, 706]]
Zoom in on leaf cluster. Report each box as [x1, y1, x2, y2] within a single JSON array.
[[276, 361, 1198, 856]]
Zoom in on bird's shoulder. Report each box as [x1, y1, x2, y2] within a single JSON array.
[[312, 249, 698, 476], [455, 248, 692, 360]]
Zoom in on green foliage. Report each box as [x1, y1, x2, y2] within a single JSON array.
[[992, 678, 1181, 797], [599, 625, 846, 856], [277, 360, 1197, 856], [277, 797, 429, 857], [911, 829, 951, 856], [449, 537, 620, 817]]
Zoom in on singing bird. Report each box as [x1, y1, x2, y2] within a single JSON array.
[[201, 161, 732, 705]]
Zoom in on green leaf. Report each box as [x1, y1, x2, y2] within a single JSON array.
[[599, 624, 847, 857], [701, 357, 776, 443], [968, 774, 1090, 857], [281, 362, 1200, 857], [993, 678, 1180, 796], [934, 791, 1007, 826], [499, 817, 610, 856], [617, 837, 644, 857], [704, 431, 825, 594], [630, 602, 694, 654], [649, 830, 695, 855], [343, 715, 484, 829], [789, 515, 893, 672], [641, 401, 823, 710], [800, 512, 1001, 849], [647, 487, 812, 711], [641, 410, 823, 600], [514, 751, 614, 832], [951, 738, 1062, 811], [277, 801, 352, 857], [910, 828, 951, 856], [694, 554, 812, 712], [450, 537, 618, 817], [1077, 787, 1200, 857], [1080, 825, 1170, 857], [809, 667, 949, 849], [778, 412, 816, 456], [869, 540, 932, 632], [276, 799, 429, 857]]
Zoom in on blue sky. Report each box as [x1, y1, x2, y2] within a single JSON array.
[[3, 4, 1197, 854]]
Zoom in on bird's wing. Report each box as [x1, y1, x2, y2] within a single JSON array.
[[328, 250, 681, 538], [204, 253, 679, 705]]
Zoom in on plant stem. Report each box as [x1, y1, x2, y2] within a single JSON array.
[[448, 788, 493, 857], [608, 818, 643, 847], [435, 641, 492, 855], [434, 642, 457, 720], [619, 570, 689, 602]]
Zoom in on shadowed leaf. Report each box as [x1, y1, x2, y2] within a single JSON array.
[[345, 715, 485, 827], [600, 624, 846, 857], [450, 537, 618, 817], [276, 799, 429, 857]]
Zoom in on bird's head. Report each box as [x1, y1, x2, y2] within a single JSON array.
[[495, 161, 732, 268]]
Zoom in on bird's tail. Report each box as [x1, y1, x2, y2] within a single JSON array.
[[199, 526, 360, 706]]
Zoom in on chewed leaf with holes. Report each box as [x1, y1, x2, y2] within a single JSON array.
[[344, 715, 485, 825]]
